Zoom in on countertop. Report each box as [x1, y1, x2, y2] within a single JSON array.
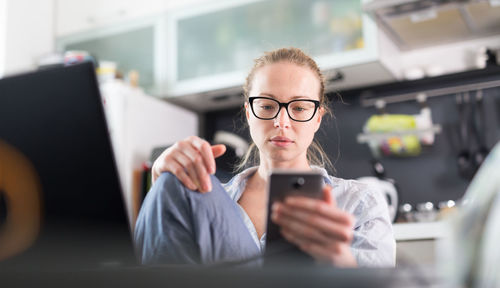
[[393, 221, 450, 241]]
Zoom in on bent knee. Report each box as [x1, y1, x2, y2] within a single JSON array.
[[152, 172, 226, 201], [153, 172, 189, 195]]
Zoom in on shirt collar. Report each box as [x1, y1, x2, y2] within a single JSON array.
[[224, 165, 333, 201]]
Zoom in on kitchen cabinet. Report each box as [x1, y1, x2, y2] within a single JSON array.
[[164, 0, 401, 111], [57, 0, 402, 112], [55, 0, 168, 37], [56, 17, 162, 95], [393, 221, 449, 266]]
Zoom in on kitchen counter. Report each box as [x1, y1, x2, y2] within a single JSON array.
[[393, 221, 450, 241], [393, 221, 452, 266]]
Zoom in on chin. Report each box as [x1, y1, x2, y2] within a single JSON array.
[[268, 150, 298, 163]]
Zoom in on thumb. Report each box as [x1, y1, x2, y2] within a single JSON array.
[[211, 144, 226, 158]]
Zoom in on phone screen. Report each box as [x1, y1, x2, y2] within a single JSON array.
[[265, 171, 323, 256]]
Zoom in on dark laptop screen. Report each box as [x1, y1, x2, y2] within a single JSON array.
[[0, 62, 135, 270]]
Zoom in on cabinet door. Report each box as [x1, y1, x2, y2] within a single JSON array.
[[56, 0, 167, 36], [166, 0, 377, 97], [57, 18, 160, 94]]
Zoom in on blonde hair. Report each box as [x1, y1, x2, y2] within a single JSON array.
[[236, 47, 335, 174]]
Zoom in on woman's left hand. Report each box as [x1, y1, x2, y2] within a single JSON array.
[[271, 185, 358, 267]]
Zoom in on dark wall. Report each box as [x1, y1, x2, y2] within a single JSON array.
[[203, 67, 500, 206]]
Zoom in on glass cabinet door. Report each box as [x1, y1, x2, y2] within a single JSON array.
[[166, 0, 377, 96], [56, 18, 161, 95]]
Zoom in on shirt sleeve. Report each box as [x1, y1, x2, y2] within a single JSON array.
[[347, 185, 396, 267]]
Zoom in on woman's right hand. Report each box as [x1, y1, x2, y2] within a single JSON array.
[[151, 136, 226, 193]]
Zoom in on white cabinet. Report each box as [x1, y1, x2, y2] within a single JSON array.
[[57, 17, 162, 95], [55, 0, 168, 37], [393, 221, 450, 266], [163, 0, 401, 111], [56, 0, 402, 112]]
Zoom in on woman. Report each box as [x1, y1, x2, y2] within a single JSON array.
[[134, 48, 395, 267]]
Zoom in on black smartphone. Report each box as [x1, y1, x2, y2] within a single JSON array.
[[264, 170, 324, 256]]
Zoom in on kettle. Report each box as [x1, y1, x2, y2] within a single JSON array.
[[357, 160, 399, 223]]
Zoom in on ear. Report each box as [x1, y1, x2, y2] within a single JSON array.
[[313, 107, 324, 133], [244, 102, 250, 120]]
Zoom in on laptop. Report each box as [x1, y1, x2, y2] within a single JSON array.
[[0, 62, 136, 271]]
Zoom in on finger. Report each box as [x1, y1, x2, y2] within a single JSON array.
[[152, 159, 167, 183], [211, 144, 226, 159], [191, 152, 212, 192], [281, 227, 349, 266], [167, 159, 198, 191], [274, 202, 353, 242], [283, 196, 353, 227], [190, 137, 216, 175], [179, 141, 212, 192], [280, 228, 309, 248], [272, 206, 335, 245], [298, 242, 340, 263], [302, 242, 357, 267], [281, 227, 351, 266], [323, 185, 336, 206], [280, 227, 337, 260], [175, 152, 203, 192], [151, 148, 171, 183]]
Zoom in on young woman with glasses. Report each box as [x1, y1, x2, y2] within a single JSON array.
[[134, 48, 395, 267]]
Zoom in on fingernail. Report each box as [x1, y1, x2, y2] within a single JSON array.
[[204, 183, 211, 192]]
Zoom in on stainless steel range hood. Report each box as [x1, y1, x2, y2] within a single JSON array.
[[363, 0, 500, 50]]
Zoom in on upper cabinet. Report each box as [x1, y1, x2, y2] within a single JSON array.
[[56, 0, 402, 111], [163, 0, 400, 110], [167, 0, 370, 93], [55, 0, 168, 37], [56, 17, 161, 95]]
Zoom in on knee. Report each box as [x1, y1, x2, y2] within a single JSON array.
[[151, 172, 226, 204], [155, 172, 223, 193], [155, 171, 182, 188], [144, 172, 189, 207]]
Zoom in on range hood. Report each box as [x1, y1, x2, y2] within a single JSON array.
[[363, 0, 500, 50]]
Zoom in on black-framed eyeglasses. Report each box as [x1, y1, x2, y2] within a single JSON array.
[[248, 96, 320, 122]]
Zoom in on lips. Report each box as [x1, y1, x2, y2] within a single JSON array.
[[269, 136, 294, 147]]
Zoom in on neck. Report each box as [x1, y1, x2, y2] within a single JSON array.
[[254, 152, 311, 187]]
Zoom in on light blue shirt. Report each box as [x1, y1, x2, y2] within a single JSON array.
[[223, 166, 396, 267]]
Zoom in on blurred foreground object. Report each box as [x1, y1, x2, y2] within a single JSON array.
[[0, 140, 42, 261], [441, 141, 500, 288]]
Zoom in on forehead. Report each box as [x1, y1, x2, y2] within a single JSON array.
[[250, 62, 321, 101]]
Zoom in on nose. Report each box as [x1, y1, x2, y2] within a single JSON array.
[[273, 107, 291, 129]]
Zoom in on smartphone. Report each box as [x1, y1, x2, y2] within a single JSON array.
[[264, 170, 324, 256]]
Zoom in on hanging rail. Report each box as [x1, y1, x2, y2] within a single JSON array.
[[360, 79, 500, 108]]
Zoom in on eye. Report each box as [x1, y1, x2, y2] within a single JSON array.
[[293, 106, 307, 112], [292, 104, 311, 112], [260, 105, 275, 110]]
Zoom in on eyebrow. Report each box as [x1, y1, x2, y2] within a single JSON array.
[[259, 93, 314, 100]]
